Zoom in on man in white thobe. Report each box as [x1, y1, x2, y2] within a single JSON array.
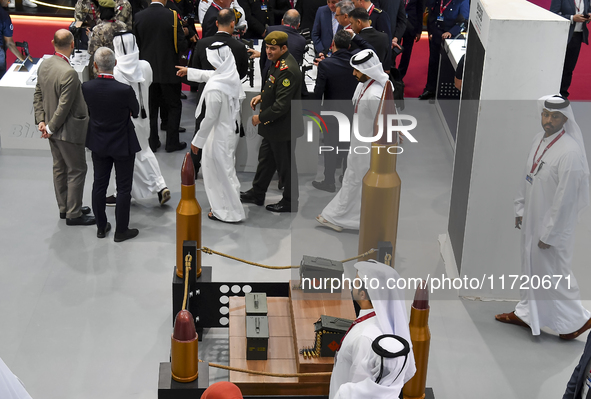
[[177, 42, 246, 222], [496, 94, 591, 339], [111, 32, 171, 206], [0, 357, 33, 399], [316, 49, 391, 231], [329, 260, 416, 398]]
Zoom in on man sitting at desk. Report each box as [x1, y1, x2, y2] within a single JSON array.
[[0, 0, 25, 79]]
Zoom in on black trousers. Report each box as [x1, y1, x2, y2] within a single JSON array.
[[322, 118, 349, 185], [425, 33, 442, 92], [91, 152, 135, 233], [398, 30, 418, 79], [250, 138, 299, 207], [560, 32, 584, 98], [148, 82, 182, 150]]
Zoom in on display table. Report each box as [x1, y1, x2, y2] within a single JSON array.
[[435, 38, 466, 146], [0, 51, 89, 151]]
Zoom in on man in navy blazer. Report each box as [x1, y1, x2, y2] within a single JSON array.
[[312, 0, 340, 55], [83, 47, 141, 242], [260, 10, 307, 77], [419, 0, 469, 100], [563, 333, 591, 398], [312, 30, 374, 192], [551, 0, 591, 98]]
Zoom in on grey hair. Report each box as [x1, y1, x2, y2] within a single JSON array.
[[94, 47, 116, 72], [336, 0, 354, 14]]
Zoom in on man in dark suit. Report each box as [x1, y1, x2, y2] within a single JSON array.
[[241, 31, 303, 212], [563, 333, 591, 398], [237, 0, 271, 38], [190, 7, 249, 175], [349, 7, 391, 72], [396, 0, 423, 80], [376, 0, 408, 46], [83, 47, 141, 242], [269, 0, 291, 25], [260, 9, 307, 77], [551, 0, 590, 98], [33, 29, 95, 226], [296, 0, 327, 31], [418, 0, 469, 100], [312, 0, 339, 55], [312, 30, 373, 192], [201, 0, 233, 37], [134, 0, 188, 152], [353, 0, 392, 39]]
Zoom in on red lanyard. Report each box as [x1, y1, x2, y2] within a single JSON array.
[[440, 0, 453, 15], [338, 311, 376, 350], [97, 74, 115, 79], [211, 1, 222, 10], [355, 79, 375, 113], [530, 129, 565, 174], [404, 0, 409, 8], [91, 3, 96, 20], [55, 52, 70, 64], [368, 3, 374, 15], [575, 0, 583, 14]]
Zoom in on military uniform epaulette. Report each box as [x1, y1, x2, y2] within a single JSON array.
[[280, 59, 288, 71]]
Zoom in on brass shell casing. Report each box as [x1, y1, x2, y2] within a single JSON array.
[[358, 83, 401, 264], [170, 333, 199, 382], [403, 307, 431, 399], [358, 143, 401, 263], [176, 185, 202, 279]]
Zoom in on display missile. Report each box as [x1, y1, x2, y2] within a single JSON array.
[[170, 309, 199, 382], [358, 83, 401, 264], [176, 153, 202, 279], [403, 281, 431, 399]]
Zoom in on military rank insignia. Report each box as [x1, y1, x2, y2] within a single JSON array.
[[269, 75, 275, 83], [280, 60, 288, 71], [282, 79, 290, 87]]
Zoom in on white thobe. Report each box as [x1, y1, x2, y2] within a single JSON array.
[[198, 0, 248, 31], [0, 357, 32, 399], [114, 60, 167, 199], [321, 80, 383, 230], [329, 309, 408, 399], [188, 68, 245, 222], [514, 130, 590, 335]]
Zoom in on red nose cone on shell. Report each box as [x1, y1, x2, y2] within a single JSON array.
[[181, 152, 195, 186], [412, 280, 429, 310], [173, 310, 197, 341]]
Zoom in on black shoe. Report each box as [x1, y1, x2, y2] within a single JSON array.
[[114, 228, 139, 242], [97, 222, 111, 238], [149, 139, 161, 152], [60, 206, 91, 219], [312, 180, 336, 193], [240, 191, 264, 206], [106, 195, 117, 207], [158, 187, 171, 205], [180, 92, 187, 100], [418, 90, 436, 100], [165, 142, 187, 152], [160, 124, 186, 133], [66, 214, 97, 226], [266, 202, 296, 213]]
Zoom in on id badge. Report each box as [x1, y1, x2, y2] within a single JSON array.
[[261, 4, 267, 10], [437, 15, 444, 22], [526, 175, 533, 184]]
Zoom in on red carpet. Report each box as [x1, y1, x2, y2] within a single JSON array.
[[7, 14, 591, 100]]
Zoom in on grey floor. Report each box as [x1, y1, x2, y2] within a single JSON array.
[[2, 95, 591, 399]]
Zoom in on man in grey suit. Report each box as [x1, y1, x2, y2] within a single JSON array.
[[33, 29, 95, 225]]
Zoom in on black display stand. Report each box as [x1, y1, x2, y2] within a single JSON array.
[[172, 266, 290, 340]]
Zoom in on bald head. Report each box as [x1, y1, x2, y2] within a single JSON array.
[[282, 9, 300, 28], [52, 29, 74, 56]]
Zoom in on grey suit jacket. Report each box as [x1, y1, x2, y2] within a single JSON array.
[[33, 55, 89, 145]]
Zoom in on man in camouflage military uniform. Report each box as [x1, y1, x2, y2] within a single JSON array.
[[241, 31, 303, 213], [115, 0, 133, 31], [75, 0, 100, 27], [88, 0, 127, 77]]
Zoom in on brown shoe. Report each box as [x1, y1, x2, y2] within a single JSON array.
[[495, 311, 529, 328], [559, 318, 591, 340]]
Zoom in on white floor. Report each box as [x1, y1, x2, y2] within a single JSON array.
[[1, 96, 591, 399]]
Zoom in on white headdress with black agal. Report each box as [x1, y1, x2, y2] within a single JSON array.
[[538, 94, 590, 214], [350, 49, 389, 87]]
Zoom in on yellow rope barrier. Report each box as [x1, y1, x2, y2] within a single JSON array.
[[201, 360, 332, 378], [181, 254, 192, 311], [198, 247, 377, 269]]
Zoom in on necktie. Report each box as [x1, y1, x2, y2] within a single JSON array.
[[332, 12, 338, 35]]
